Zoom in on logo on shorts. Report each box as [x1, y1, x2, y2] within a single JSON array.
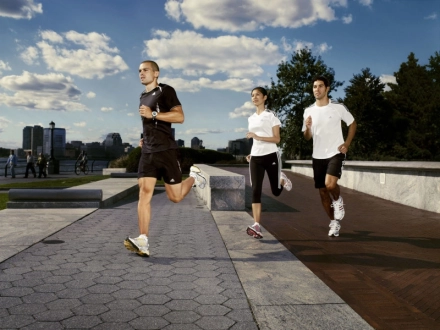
[[272, 162, 276, 165]]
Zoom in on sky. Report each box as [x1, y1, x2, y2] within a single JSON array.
[[0, 0, 439, 151]]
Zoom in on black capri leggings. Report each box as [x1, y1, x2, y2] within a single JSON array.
[[249, 151, 282, 203]]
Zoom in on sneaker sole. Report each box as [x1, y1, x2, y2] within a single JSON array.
[[328, 232, 340, 237], [124, 238, 150, 257], [246, 226, 263, 239]]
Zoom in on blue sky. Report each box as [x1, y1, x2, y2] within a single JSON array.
[[0, 0, 439, 151]]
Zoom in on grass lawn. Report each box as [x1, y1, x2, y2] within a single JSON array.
[[0, 175, 170, 210], [0, 175, 109, 210]]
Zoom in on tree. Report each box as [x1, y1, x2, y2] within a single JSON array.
[[267, 48, 342, 159], [342, 68, 393, 159], [384, 53, 436, 159]]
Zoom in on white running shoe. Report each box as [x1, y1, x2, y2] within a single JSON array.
[[190, 165, 207, 189], [280, 172, 292, 191], [246, 223, 263, 239], [328, 220, 341, 237], [124, 235, 150, 257], [332, 196, 345, 220]]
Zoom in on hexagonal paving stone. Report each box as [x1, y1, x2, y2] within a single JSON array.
[[196, 305, 231, 316], [223, 298, 250, 310], [8, 303, 47, 315], [46, 298, 81, 310], [111, 289, 144, 299], [0, 314, 35, 328], [71, 303, 109, 316], [106, 299, 141, 311], [34, 309, 74, 322], [100, 309, 138, 322], [22, 292, 58, 304], [229, 321, 259, 330], [196, 316, 235, 329], [137, 294, 171, 305], [56, 288, 89, 299], [130, 316, 169, 329], [12, 278, 44, 287], [43, 275, 72, 284], [134, 304, 171, 317], [165, 299, 200, 311], [164, 310, 201, 323], [142, 286, 172, 294], [34, 283, 66, 293], [0, 286, 34, 297], [168, 274, 198, 283], [227, 309, 255, 322], [195, 294, 228, 305], [168, 282, 197, 290], [61, 315, 101, 328], [166, 290, 199, 300], [87, 284, 119, 294], [80, 293, 115, 304]]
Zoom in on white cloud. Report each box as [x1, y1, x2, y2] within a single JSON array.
[[358, 0, 373, 6], [161, 76, 255, 93], [0, 71, 88, 111], [235, 127, 248, 133], [342, 14, 352, 24], [101, 107, 113, 112], [74, 122, 86, 127], [0, 116, 12, 132], [165, 0, 345, 32], [20, 30, 129, 79], [181, 128, 224, 135], [0, 0, 43, 20], [229, 101, 254, 118], [380, 74, 396, 91], [0, 60, 12, 75], [145, 30, 282, 79], [424, 12, 437, 20], [291, 39, 332, 55], [86, 92, 96, 99], [19, 46, 39, 65]]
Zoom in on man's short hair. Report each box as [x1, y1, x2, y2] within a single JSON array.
[[312, 75, 330, 88], [141, 60, 159, 72]]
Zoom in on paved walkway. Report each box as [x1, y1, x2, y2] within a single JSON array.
[[221, 167, 440, 330], [0, 175, 370, 329], [1, 168, 439, 329]]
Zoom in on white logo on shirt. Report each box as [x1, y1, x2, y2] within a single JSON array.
[[170, 179, 175, 182]]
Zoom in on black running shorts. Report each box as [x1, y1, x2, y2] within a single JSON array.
[[312, 153, 345, 189], [138, 149, 182, 185]]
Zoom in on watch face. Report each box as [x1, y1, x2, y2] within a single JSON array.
[[152, 111, 157, 116]]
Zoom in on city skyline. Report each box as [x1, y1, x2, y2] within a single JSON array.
[[0, 0, 439, 151]]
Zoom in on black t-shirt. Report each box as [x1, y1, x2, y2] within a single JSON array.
[[140, 83, 181, 153]]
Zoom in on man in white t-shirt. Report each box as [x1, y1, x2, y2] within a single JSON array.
[[302, 76, 357, 237]]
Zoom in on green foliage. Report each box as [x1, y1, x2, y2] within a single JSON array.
[[267, 48, 343, 159], [342, 68, 394, 159]]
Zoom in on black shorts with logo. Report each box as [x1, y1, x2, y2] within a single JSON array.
[[138, 149, 182, 185], [312, 153, 345, 189]]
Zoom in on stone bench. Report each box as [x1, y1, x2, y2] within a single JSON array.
[[7, 189, 103, 209], [192, 164, 245, 211]]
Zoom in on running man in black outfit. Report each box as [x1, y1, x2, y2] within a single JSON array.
[[124, 60, 206, 257]]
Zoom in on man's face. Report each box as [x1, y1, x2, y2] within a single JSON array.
[[139, 62, 158, 86], [313, 80, 329, 100]]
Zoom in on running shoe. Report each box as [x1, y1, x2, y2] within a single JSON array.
[[328, 220, 341, 237], [280, 172, 292, 191], [124, 235, 150, 257], [190, 165, 207, 189], [331, 196, 345, 220], [246, 223, 263, 239]]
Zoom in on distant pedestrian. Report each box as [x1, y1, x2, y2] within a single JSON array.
[[5, 149, 17, 178], [37, 153, 47, 178], [24, 151, 37, 178], [245, 87, 292, 239], [302, 76, 357, 237], [124, 60, 206, 257]]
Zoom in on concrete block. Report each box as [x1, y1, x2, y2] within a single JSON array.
[[192, 165, 245, 211]]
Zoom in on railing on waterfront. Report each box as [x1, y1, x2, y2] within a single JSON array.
[[1, 158, 111, 176]]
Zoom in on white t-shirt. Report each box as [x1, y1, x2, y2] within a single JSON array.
[[302, 100, 354, 159], [248, 110, 281, 156]]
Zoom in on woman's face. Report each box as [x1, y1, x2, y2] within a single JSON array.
[[251, 89, 267, 107]]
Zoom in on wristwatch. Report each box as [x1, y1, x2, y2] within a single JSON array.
[[152, 111, 158, 120]]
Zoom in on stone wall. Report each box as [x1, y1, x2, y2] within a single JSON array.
[[287, 160, 440, 213]]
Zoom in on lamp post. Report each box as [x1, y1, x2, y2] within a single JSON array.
[[48, 121, 59, 174]]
